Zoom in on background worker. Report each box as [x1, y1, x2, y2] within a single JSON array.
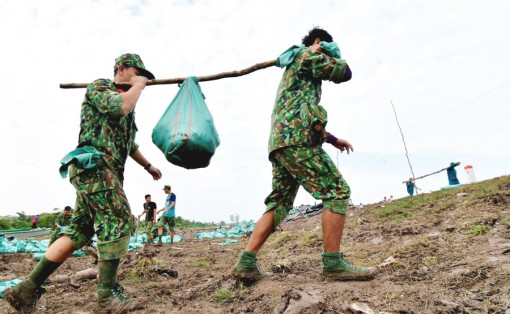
[[157, 185, 176, 245], [138, 194, 157, 244]]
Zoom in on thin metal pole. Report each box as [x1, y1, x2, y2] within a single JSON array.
[[391, 99, 418, 194]]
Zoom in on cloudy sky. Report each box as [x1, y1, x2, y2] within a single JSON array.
[[0, 0, 509, 223]]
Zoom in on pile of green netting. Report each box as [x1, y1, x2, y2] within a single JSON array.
[[195, 221, 255, 240], [0, 279, 22, 298], [0, 233, 181, 262]]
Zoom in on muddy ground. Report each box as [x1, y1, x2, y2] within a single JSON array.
[[1, 176, 510, 313]]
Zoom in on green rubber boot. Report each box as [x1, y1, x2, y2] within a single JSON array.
[[322, 252, 378, 281], [96, 259, 140, 313], [4, 279, 45, 313], [232, 251, 263, 281]]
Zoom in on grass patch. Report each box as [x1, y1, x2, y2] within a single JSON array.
[[126, 257, 160, 281], [469, 224, 490, 237], [422, 255, 438, 266], [374, 199, 421, 221], [501, 215, 510, 227], [195, 257, 213, 267], [299, 232, 322, 247], [272, 231, 292, 246], [214, 288, 234, 304]]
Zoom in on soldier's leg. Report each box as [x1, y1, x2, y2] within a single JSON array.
[[168, 217, 175, 244], [234, 155, 298, 280], [145, 221, 154, 244], [157, 218, 165, 244], [245, 158, 298, 253], [285, 147, 377, 280], [5, 189, 94, 312], [279, 147, 350, 252], [92, 188, 137, 310]]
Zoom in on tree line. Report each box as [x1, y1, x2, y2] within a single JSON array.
[[1, 211, 217, 231], [0, 211, 59, 230]]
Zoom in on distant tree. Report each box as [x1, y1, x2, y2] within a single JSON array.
[[0, 217, 13, 230], [219, 221, 226, 226], [13, 220, 31, 229], [230, 214, 234, 224], [16, 211, 29, 222], [38, 212, 60, 228], [235, 214, 240, 224]]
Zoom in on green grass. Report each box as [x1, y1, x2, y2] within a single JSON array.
[[299, 232, 322, 247], [469, 224, 490, 237], [501, 214, 510, 227], [371, 176, 510, 223], [195, 257, 213, 267], [374, 198, 423, 221], [214, 288, 234, 304], [272, 231, 292, 246]]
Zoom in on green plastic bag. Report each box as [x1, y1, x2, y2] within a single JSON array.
[[152, 77, 220, 169]]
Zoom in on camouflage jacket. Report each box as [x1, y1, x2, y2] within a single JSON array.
[[268, 49, 350, 154], [56, 214, 72, 227], [69, 79, 139, 181]]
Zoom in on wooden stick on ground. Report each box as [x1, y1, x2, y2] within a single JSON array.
[[60, 60, 277, 89], [50, 268, 98, 284]]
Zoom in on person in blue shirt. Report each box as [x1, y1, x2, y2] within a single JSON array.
[[446, 162, 461, 185], [157, 185, 176, 244], [405, 178, 415, 196]]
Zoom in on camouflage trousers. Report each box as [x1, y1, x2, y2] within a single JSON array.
[[61, 166, 135, 261], [265, 146, 351, 227], [144, 221, 155, 238], [158, 216, 176, 232]]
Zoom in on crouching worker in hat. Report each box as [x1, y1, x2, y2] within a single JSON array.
[[5, 53, 162, 313]]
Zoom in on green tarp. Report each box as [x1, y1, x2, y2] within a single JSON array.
[[0, 233, 182, 261], [196, 221, 254, 240], [0, 279, 22, 298], [219, 239, 238, 246]]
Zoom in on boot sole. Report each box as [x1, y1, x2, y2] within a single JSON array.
[[4, 289, 36, 313], [323, 268, 378, 281], [232, 270, 263, 282], [323, 273, 376, 281]]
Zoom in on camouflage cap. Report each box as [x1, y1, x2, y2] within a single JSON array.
[[163, 185, 171, 190], [114, 53, 155, 80]]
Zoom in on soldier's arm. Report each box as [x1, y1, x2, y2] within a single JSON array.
[[303, 50, 352, 84], [119, 76, 148, 116], [130, 149, 162, 180]]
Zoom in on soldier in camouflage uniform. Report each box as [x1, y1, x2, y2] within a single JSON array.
[[5, 53, 162, 313], [233, 28, 378, 281], [48, 206, 73, 246]]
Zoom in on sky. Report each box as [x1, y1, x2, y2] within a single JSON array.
[[0, 0, 509, 223]]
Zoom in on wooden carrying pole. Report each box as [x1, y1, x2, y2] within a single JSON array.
[[60, 60, 277, 89], [404, 163, 458, 183]]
